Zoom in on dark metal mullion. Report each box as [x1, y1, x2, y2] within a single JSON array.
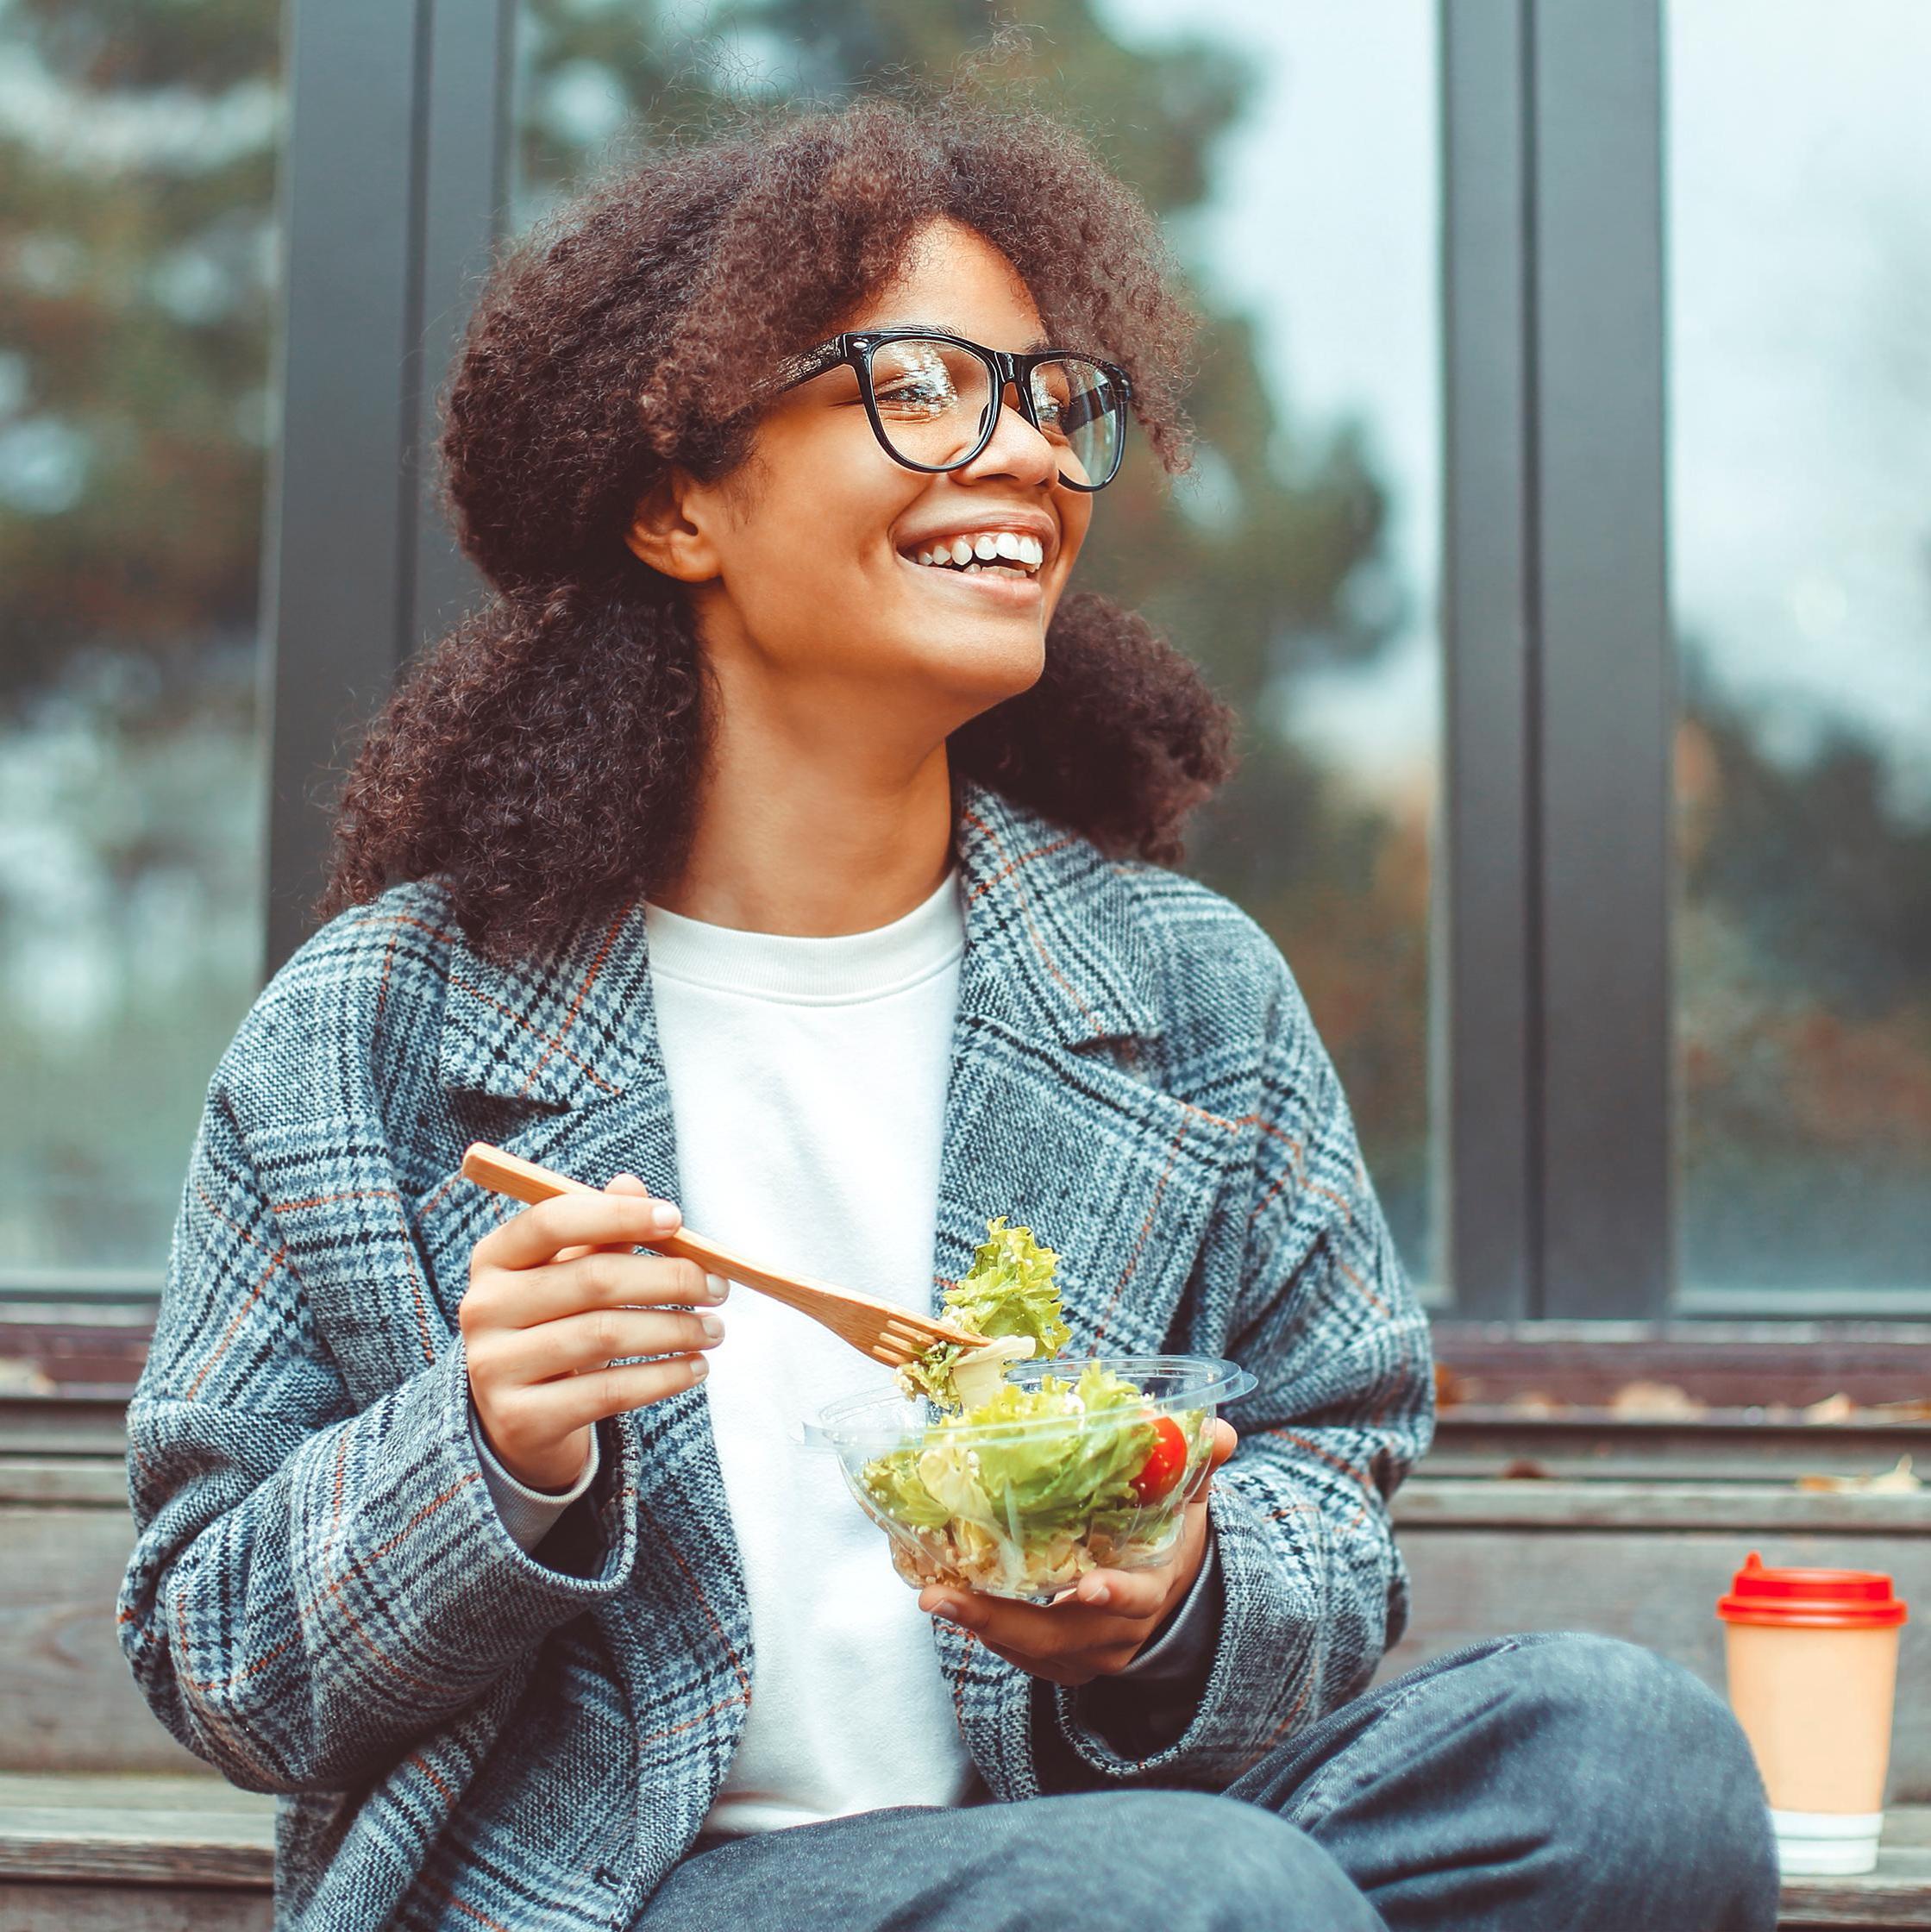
[[1527, 0, 1674, 1320], [1439, 0, 1536, 1320], [261, 0, 433, 975], [407, 0, 517, 661]]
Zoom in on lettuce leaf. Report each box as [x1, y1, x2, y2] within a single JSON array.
[[898, 1216, 1071, 1407], [944, 1217, 1072, 1358]]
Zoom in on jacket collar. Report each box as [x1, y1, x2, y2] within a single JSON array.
[[436, 777, 1165, 1106]]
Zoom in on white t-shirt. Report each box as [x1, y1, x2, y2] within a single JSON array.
[[467, 863, 1220, 1819], [643, 870, 981, 1835]]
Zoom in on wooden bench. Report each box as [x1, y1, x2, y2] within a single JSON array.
[[5, 1389, 1931, 1928], [0, 1775, 270, 1930], [0, 1776, 1926, 1930]]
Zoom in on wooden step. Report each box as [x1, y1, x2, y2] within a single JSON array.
[[1780, 1810, 1931, 1929], [0, 1772, 1926, 1929], [0, 1774, 1924, 1929], [0, 1773, 271, 1929]]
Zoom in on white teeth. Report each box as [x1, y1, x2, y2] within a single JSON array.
[[964, 561, 981, 573], [905, 531, 1046, 574]]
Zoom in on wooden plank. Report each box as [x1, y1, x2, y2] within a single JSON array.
[[1387, 1528, 1931, 1803], [1395, 1481, 1931, 1534], [0, 1880, 271, 1930], [1783, 1864, 1931, 1930], [0, 1510, 204, 1775], [0, 1827, 271, 1888], [0, 1464, 129, 1509], [1433, 1321, 1931, 1409], [0, 1403, 129, 1459], [1423, 1423, 1931, 1483]]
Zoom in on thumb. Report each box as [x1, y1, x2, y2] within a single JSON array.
[[1207, 1419, 1238, 1471]]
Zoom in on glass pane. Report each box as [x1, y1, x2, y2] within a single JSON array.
[[511, 1, 1444, 1294], [1668, 0, 1931, 1310], [0, 3, 282, 1286]]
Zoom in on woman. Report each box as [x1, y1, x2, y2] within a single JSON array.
[[120, 87, 1776, 1932]]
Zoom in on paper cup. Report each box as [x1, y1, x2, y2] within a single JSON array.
[[1717, 1552, 1908, 1876]]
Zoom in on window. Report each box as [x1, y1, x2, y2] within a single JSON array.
[[1667, 0, 1931, 1315], [0, 1, 282, 1295], [16, 1, 1922, 1345]]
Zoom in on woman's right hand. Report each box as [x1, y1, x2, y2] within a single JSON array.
[[461, 1173, 727, 1491]]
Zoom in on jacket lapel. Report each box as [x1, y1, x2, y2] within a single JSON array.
[[934, 783, 1238, 1797]]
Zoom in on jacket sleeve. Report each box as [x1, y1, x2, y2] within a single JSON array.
[[1052, 954, 1436, 1785], [116, 1082, 643, 1794]]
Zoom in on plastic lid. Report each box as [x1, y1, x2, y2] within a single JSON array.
[[1717, 1551, 1909, 1629]]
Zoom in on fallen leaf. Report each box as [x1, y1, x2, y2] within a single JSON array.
[[1608, 1380, 1708, 1420], [1795, 1456, 1921, 1495], [1803, 1393, 1857, 1425], [0, 1358, 55, 1396], [1508, 1391, 1564, 1418]]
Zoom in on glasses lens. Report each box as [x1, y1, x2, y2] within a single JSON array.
[[1029, 356, 1125, 488], [866, 337, 994, 470], [862, 338, 1125, 486]]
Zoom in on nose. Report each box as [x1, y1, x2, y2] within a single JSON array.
[[955, 378, 1061, 491]]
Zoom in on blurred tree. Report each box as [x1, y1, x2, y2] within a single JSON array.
[[0, 0, 280, 706], [1677, 650, 1931, 1290], [0, 0, 279, 1272]]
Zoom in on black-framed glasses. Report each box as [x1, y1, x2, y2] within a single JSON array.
[[776, 329, 1132, 492]]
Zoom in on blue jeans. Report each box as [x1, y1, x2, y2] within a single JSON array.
[[640, 1634, 1780, 1930]]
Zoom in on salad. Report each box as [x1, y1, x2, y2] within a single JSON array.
[[856, 1220, 1204, 1598]]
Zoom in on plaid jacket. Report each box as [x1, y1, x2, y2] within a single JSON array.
[[120, 777, 1434, 1931]]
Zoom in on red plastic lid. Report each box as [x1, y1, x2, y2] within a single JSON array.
[[1717, 1551, 1909, 1629]]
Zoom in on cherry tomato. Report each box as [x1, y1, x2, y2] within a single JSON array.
[[1130, 1415, 1189, 1503]]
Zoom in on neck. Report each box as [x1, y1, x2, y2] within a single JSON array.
[[655, 675, 960, 938]]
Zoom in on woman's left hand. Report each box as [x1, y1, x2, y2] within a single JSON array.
[[917, 1420, 1238, 1685]]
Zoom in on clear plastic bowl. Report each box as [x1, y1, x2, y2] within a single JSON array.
[[799, 1355, 1257, 1603]]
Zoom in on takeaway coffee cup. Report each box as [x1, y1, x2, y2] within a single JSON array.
[[1717, 1552, 1909, 1875]]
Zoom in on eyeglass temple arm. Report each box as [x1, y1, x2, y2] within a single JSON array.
[[775, 337, 850, 392]]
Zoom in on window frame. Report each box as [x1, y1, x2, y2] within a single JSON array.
[[1440, 0, 1676, 1321]]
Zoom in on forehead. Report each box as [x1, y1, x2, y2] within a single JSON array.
[[841, 217, 1047, 349]]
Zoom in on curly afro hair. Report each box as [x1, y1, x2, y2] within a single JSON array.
[[320, 82, 1238, 957]]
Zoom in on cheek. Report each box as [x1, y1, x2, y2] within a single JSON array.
[[1042, 497, 1095, 619]]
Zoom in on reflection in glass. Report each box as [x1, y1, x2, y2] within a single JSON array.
[[511, 1, 1442, 1289], [1668, 0, 1931, 1306], [0, 4, 281, 1280]]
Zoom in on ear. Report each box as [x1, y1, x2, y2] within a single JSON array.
[[623, 467, 722, 582]]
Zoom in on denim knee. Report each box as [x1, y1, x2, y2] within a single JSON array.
[[1066, 1791, 1381, 1932], [1508, 1634, 1779, 1930]]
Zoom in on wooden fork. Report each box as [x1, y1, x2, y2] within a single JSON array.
[[460, 1143, 990, 1371]]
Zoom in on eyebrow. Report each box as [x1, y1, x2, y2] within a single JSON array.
[[863, 317, 1054, 355]]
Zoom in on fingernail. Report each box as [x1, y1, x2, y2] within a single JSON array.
[[930, 1598, 961, 1621], [699, 1314, 724, 1341], [1083, 1583, 1111, 1607], [688, 1356, 708, 1382], [705, 1273, 729, 1302], [650, 1201, 680, 1230]]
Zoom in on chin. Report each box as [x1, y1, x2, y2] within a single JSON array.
[[932, 627, 1046, 706]]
